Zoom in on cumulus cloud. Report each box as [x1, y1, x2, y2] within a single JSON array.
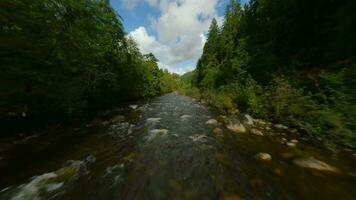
[[125, 0, 223, 74]]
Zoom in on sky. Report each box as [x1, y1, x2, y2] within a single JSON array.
[[110, 0, 249, 74]]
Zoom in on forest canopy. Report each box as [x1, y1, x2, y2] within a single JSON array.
[[191, 0, 356, 147], [0, 0, 179, 117]]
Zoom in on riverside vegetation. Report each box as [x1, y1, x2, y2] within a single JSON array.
[[180, 0, 356, 149], [0, 0, 180, 120]]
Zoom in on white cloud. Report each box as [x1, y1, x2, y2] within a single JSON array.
[[125, 0, 223, 74]]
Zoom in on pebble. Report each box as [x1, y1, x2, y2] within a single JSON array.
[[287, 142, 297, 147], [255, 153, 272, 161]]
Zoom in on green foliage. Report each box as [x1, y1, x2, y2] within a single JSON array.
[[0, 0, 174, 117], [192, 0, 356, 147]]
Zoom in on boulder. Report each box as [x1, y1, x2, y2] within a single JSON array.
[[293, 157, 341, 174], [255, 153, 272, 161], [226, 122, 246, 133], [206, 119, 218, 125]]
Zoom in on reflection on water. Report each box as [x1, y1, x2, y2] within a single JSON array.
[[0, 93, 355, 199]]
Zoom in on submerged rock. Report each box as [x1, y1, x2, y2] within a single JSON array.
[[206, 119, 218, 125], [293, 157, 341, 174], [255, 153, 272, 161]]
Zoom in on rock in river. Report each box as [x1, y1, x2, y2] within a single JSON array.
[[206, 119, 218, 125], [293, 157, 341, 174], [250, 128, 264, 136], [226, 122, 246, 133], [255, 153, 272, 161], [244, 114, 254, 125], [129, 105, 138, 109]]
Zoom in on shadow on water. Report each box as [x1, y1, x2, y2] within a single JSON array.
[[0, 93, 355, 200]]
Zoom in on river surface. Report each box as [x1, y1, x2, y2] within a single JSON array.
[[0, 93, 355, 200]]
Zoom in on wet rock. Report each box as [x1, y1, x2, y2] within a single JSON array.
[[275, 124, 288, 130], [293, 157, 341, 174], [129, 105, 138, 109], [226, 122, 246, 133], [213, 128, 224, 137], [250, 128, 264, 136], [206, 119, 218, 125], [286, 142, 297, 147], [244, 114, 254, 125], [255, 153, 272, 161]]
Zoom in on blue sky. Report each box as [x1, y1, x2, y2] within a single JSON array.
[[109, 0, 249, 74]]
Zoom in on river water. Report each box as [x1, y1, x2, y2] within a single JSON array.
[[0, 93, 355, 200]]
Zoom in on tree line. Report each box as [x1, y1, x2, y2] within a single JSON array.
[[0, 0, 179, 118], [190, 0, 356, 147]]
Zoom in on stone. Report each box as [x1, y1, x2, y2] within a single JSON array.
[[129, 105, 138, 109], [255, 153, 272, 161], [251, 128, 264, 136], [293, 157, 341, 174], [206, 119, 218, 125], [226, 122, 246, 133], [286, 142, 297, 147], [275, 124, 288, 129], [244, 114, 254, 125]]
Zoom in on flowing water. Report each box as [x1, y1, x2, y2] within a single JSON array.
[[0, 93, 355, 200]]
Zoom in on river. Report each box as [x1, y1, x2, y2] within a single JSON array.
[[0, 93, 355, 200]]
